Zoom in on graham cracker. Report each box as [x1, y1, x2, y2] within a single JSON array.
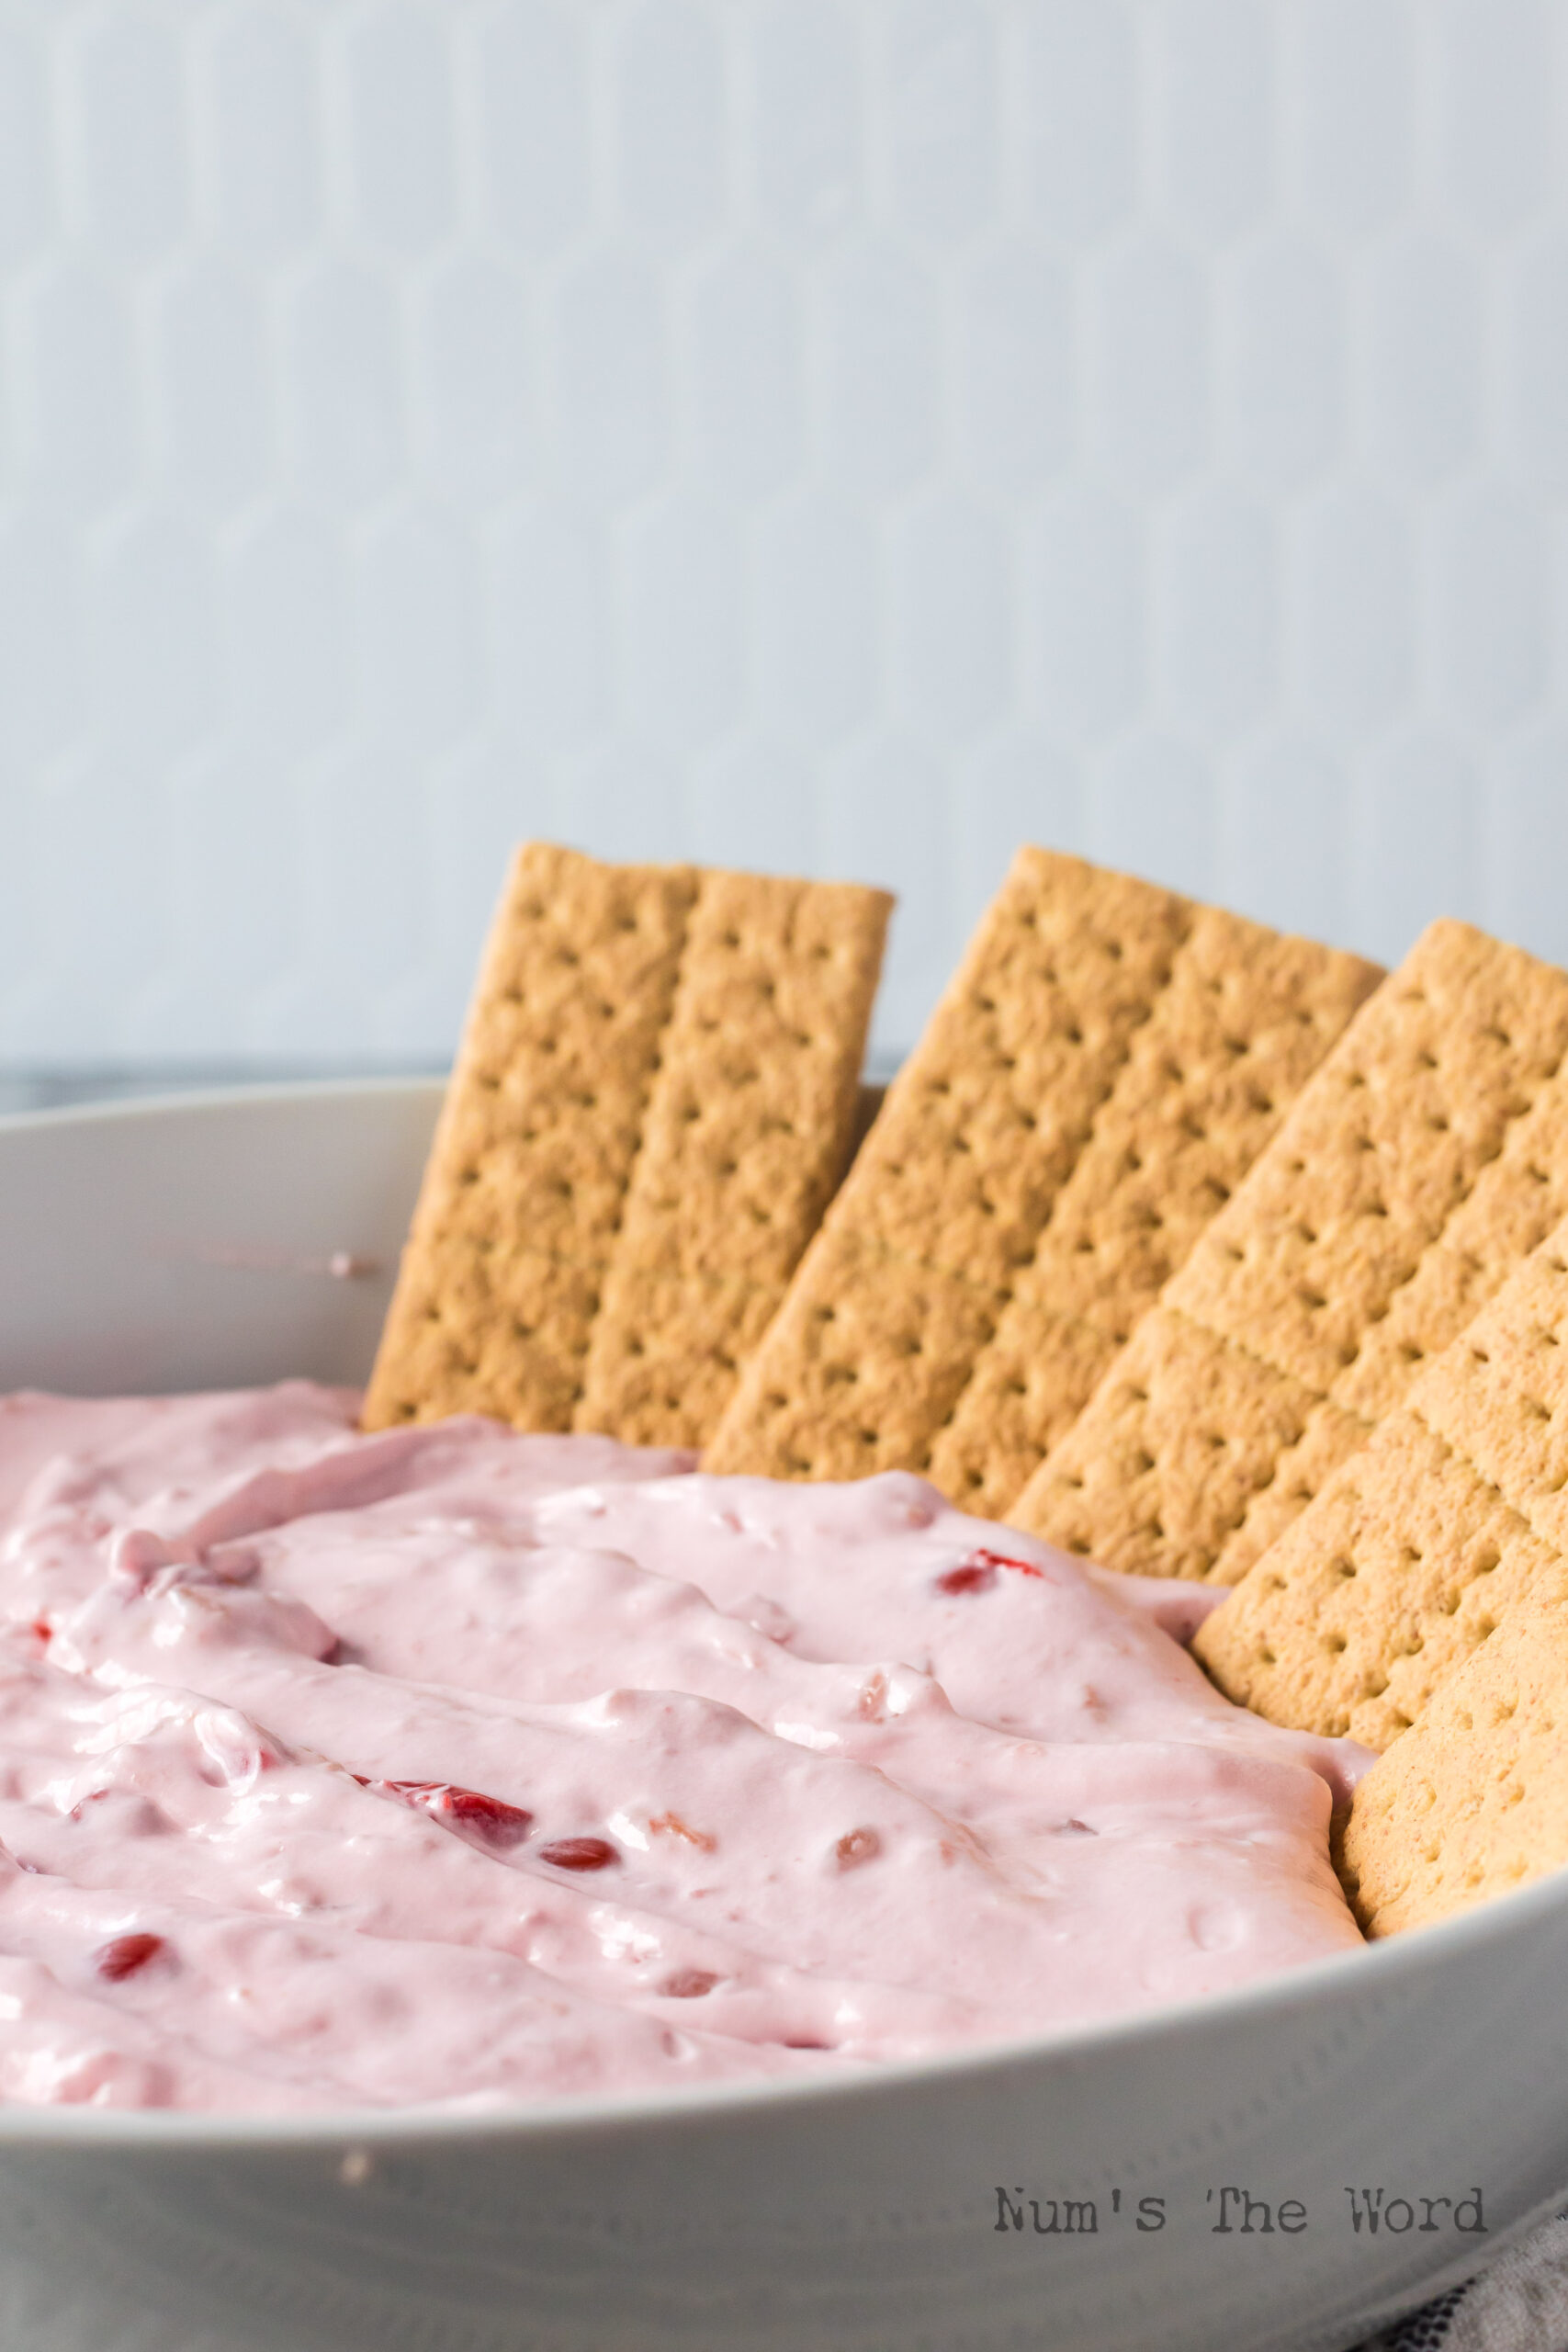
[[362, 843, 891, 1447], [712, 1224, 1008, 1478], [1195, 1216, 1568, 1747], [705, 847, 1381, 1502], [1192, 1405, 1560, 1747], [1411, 1243, 1568, 1547], [1013, 921, 1568, 1581], [1029, 1305, 1371, 1583], [1337, 1589, 1568, 1938]]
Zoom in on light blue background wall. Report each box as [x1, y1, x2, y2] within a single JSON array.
[[1, 0, 1566, 1071]]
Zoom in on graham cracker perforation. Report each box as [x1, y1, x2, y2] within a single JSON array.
[[364, 843, 892, 1448], [708, 850, 1382, 1503], [1338, 1589, 1568, 1936], [1196, 1212, 1568, 1752], [910, 947, 1187, 1489], [1015, 1298, 1376, 1582], [1013, 921, 1568, 1579]]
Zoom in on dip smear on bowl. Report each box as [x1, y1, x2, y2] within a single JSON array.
[[0, 1381, 1366, 2112]]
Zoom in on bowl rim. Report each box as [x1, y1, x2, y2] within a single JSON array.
[[0, 1072, 449, 1138], [1, 1079, 1564, 2150]]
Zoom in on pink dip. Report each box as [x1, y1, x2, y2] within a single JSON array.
[[0, 1383, 1368, 2113]]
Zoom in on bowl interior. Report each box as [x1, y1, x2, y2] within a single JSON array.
[[0, 1080, 442, 1396]]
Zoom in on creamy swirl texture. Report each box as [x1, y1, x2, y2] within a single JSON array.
[[0, 1383, 1367, 2111]]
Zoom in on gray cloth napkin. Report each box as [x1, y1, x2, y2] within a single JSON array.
[[1356, 2213, 1568, 2352]]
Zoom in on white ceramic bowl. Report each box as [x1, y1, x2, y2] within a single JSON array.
[[1, 1082, 1566, 2352]]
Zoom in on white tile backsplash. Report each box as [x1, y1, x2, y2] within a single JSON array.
[[3, 0, 1568, 1073], [77, 15, 188, 266]]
